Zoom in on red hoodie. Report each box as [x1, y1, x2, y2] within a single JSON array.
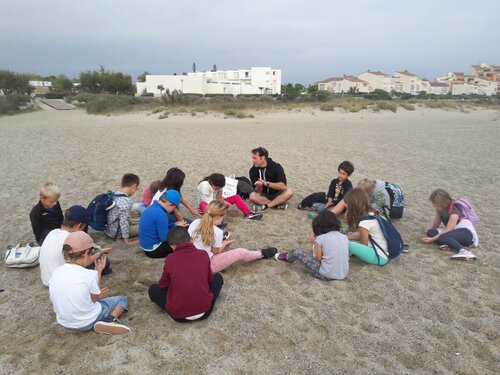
[[159, 242, 213, 319]]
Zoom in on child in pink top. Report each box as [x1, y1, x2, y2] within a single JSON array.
[[133, 180, 161, 215]]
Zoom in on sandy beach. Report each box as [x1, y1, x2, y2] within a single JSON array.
[[0, 106, 499, 374]]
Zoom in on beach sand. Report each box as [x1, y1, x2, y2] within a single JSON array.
[[0, 106, 499, 374]]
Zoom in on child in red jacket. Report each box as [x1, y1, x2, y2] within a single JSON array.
[[148, 227, 223, 322]]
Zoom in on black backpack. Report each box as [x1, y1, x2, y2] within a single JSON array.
[[235, 176, 254, 199], [363, 214, 404, 261], [298, 192, 327, 209]]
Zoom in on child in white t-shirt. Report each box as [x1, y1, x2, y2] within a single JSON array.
[[198, 173, 262, 220], [344, 188, 390, 266], [49, 231, 129, 335], [187, 201, 277, 273]]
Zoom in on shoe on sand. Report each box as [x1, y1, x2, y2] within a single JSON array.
[[439, 245, 453, 252], [244, 212, 263, 220], [94, 317, 130, 335], [260, 247, 278, 259], [274, 252, 295, 263], [253, 204, 268, 212], [450, 249, 476, 261], [223, 231, 231, 241]]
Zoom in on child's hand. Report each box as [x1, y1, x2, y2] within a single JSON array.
[[101, 247, 112, 254], [222, 239, 235, 248], [309, 234, 317, 244], [190, 209, 202, 218], [97, 287, 111, 300], [95, 256, 107, 272], [175, 220, 188, 227], [124, 238, 138, 246]]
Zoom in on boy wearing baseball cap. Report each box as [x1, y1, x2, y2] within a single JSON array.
[[139, 190, 186, 258], [49, 231, 130, 335], [40, 205, 111, 286]]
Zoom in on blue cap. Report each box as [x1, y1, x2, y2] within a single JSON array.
[[65, 205, 90, 225], [161, 190, 181, 207]]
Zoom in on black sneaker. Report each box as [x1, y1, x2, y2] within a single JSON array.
[[260, 247, 278, 259], [223, 231, 231, 240], [244, 212, 263, 220], [93, 316, 130, 335]]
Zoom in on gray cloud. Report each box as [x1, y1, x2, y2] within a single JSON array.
[[1, 0, 499, 83]]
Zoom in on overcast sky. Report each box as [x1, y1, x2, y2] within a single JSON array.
[[1, 0, 499, 84]]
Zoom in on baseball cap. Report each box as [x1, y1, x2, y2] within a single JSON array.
[[63, 231, 94, 253], [161, 190, 181, 207], [65, 205, 90, 225]]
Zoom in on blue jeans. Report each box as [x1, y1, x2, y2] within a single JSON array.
[[77, 295, 129, 331], [426, 228, 473, 252]]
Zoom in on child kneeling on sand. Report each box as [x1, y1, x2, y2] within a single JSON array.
[[422, 189, 478, 260], [275, 210, 349, 280], [49, 231, 130, 335], [148, 227, 224, 322]]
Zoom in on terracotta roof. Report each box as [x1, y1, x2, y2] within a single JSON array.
[[395, 70, 417, 77], [316, 77, 343, 83], [362, 70, 390, 77], [344, 75, 367, 83]]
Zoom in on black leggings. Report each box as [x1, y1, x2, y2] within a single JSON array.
[[148, 272, 224, 322], [143, 242, 173, 258], [427, 228, 473, 252]]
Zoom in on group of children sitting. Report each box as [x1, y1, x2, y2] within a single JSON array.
[[29, 159, 480, 335]]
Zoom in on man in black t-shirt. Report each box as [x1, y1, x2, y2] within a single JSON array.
[[248, 147, 293, 210]]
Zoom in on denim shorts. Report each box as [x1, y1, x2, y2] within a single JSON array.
[[77, 295, 129, 332]]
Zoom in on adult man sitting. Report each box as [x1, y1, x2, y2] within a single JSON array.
[[249, 146, 293, 210]]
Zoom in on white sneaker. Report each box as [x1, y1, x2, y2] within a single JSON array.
[[450, 249, 476, 261]]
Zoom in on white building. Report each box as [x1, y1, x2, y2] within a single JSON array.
[[393, 70, 428, 95], [451, 83, 479, 96], [136, 67, 281, 97], [428, 82, 449, 95], [317, 75, 369, 93], [358, 70, 394, 93], [474, 77, 497, 96]]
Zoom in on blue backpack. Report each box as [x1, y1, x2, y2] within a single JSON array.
[[384, 182, 406, 219], [87, 191, 126, 231], [363, 214, 404, 261]]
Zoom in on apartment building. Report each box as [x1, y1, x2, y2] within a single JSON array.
[[136, 67, 281, 97]]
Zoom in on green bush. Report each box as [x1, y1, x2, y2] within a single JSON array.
[[374, 101, 398, 112], [0, 94, 31, 114], [44, 92, 71, 99], [425, 100, 456, 109], [363, 89, 392, 101], [224, 109, 252, 118], [320, 104, 335, 111], [399, 103, 416, 111], [151, 106, 167, 114]]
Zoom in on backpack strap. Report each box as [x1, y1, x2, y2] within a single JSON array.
[[362, 214, 388, 265], [448, 200, 464, 222], [110, 193, 127, 240]]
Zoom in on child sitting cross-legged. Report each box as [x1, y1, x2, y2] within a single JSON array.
[[148, 227, 224, 322], [49, 231, 130, 335], [274, 210, 349, 280], [29, 182, 64, 245], [188, 201, 277, 273]]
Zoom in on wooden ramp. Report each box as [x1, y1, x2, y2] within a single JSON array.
[[39, 99, 76, 110]]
